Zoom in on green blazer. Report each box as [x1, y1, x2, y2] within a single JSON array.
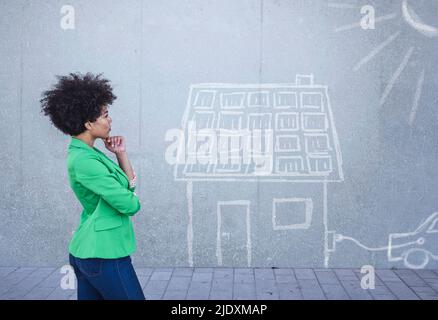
[[67, 137, 141, 259]]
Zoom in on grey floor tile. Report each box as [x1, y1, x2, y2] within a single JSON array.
[[234, 272, 255, 284], [375, 269, 402, 282], [233, 283, 256, 300], [209, 290, 233, 300], [294, 268, 316, 280], [192, 272, 213, 283], [134, 267, 154, 277], [150, 271, 172, 281], [397, 274, 428, 287], [425, 279, 438, 292], [163, 290, 187, 300], [315, 270, 340, 285], [1, 267, 38, 295], [167, 276, 192, 291], [187, 282, 211, 300], [277, 282, 302, 300], [298, 279, 326, 300], [235, 268, 253, 274], [138, 275, 150, 290], [37, 267, 63, 288], [334, 269, 358, 281], [0, 267, 18, 278], [409, 286, 438, 299], [369, 285, 394, 296], [45, 286, 75, 300], [338, 280, 373, 300], [321, 284, 350, 300], [212, 279, 233, 292], [273, 268, 293, 276], [143, 280, 169, 296], [384, 281, 420, 300], [254, 268, 275, 280], [23, 285, 57, 300], [275, 275, 297, 283], [0, 267, 56, 300], [256, 279, 279, 300], [414, 269, 438, 280], [214, 269, 233, 280], [173, 268, 194, 277]]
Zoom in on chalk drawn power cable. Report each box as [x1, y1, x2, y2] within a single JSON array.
[[335, 234, 423, 251]]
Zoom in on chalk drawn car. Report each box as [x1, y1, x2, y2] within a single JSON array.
[[388, 212, 438, 269]]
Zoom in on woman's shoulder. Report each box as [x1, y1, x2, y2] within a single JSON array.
[[67, 148, 100, 169]]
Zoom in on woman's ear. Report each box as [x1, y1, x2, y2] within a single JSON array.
[[84, 121, 92, 131]]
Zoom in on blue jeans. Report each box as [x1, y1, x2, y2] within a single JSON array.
[[69, 253, 145, 300]]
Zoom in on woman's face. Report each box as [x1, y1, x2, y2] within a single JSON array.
[[88, 105, 112, 139]]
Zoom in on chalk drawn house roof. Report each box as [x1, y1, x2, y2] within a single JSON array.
[[174, 75, 343, 182]]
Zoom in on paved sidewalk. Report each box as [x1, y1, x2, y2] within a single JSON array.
[[1, 266, 438, 300]]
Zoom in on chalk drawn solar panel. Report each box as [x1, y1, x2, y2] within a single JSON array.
[[175, 80, 343, 181]]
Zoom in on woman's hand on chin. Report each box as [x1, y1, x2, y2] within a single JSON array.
[[103, 135, 126, 154]]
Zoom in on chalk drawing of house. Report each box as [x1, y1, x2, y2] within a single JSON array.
[[171, 74, 344, 267]]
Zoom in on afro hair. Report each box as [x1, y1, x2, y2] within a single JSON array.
[[40, 72, 117, 136]]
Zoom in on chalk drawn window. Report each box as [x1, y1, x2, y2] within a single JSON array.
[[193, 90, 215, 109], [191, 111, 215, 129], [274, 92, 298, 109], [276, 156, 304, 174], [301, 92, 323, 111], [307, 156, 332, 173], [218, 112, 243, 130], [275, 135, 300, 152], [272, 198, 313, 230], [248, 113, 272, 130], [304, 134, 331, 153], [301, 113, 327, 132], [248, 91, 270, 108], [275, 113, 299, 131], [220, 92, 246, 109]]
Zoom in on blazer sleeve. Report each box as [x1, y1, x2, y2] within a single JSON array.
[[128, 170, 137, 193], [74, 152, 141, 216]]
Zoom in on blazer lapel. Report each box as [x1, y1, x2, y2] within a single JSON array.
[[69, 137, 130, 186], [93, 148, 130, 186]]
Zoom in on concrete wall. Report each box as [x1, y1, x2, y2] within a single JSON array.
[[1, 0, 438, 269]]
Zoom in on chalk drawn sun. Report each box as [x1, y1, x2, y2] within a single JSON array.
[[329, 0, 438, 126]]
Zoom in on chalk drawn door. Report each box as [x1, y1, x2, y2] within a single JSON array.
[[216, 200, 251, 267]]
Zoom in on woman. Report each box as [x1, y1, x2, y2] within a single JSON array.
[[40, 72, 145, 300]]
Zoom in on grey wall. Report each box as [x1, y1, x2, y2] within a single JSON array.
[[1, 0, 438, 269]]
